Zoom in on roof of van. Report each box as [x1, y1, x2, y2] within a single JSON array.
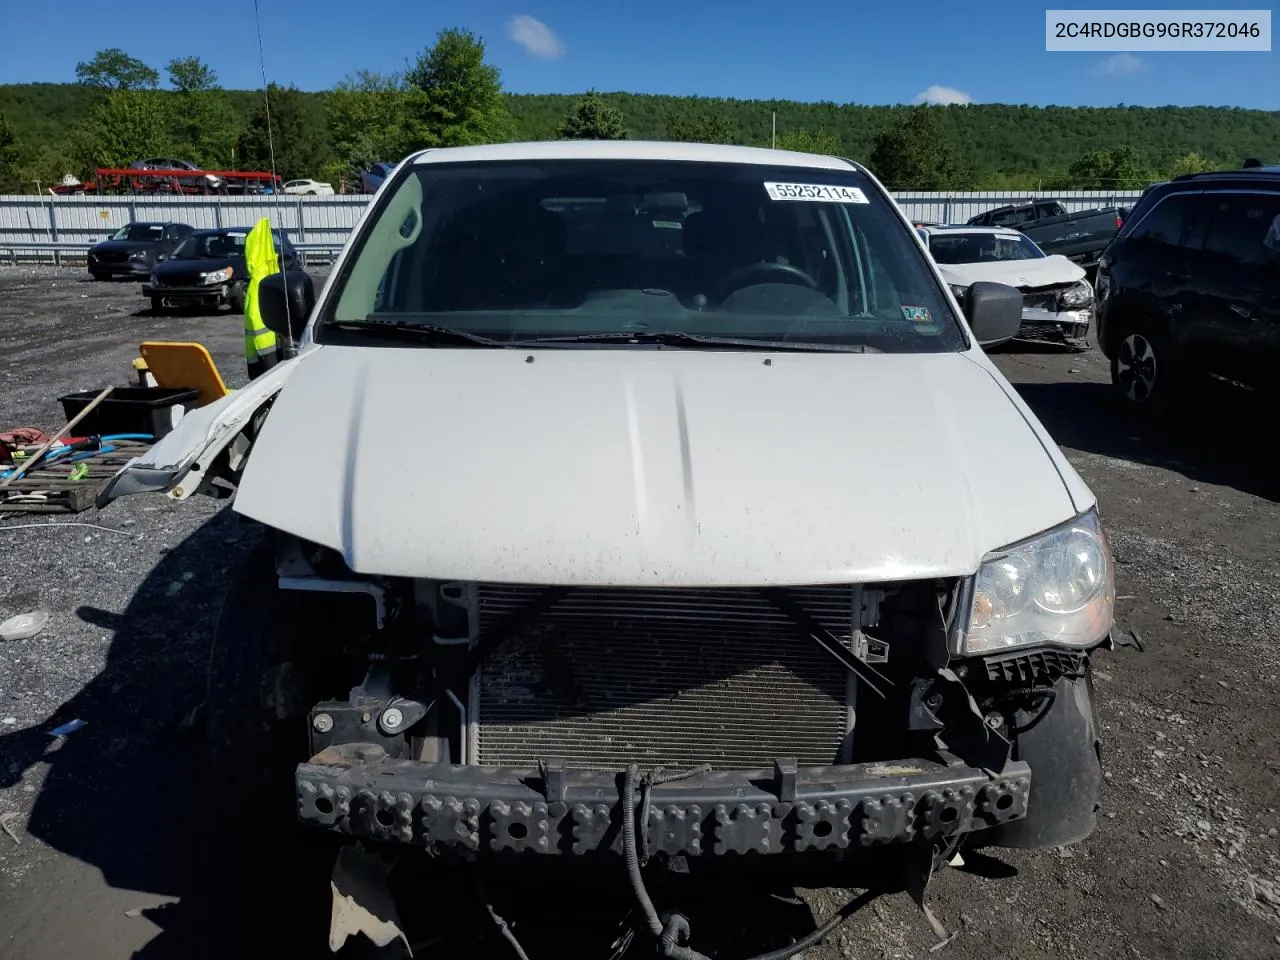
[[408, 140, 862, 172]]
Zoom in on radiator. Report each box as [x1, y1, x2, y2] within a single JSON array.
[[471, 584, 857, 770]]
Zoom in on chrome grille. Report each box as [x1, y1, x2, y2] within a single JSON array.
[[472, 585, 856, 770]]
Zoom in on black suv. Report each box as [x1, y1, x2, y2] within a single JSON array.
[[1096, 167, 1280, 413]]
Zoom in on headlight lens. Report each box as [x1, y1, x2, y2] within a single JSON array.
[[961, 508, 1114, 655], [129, 250, 149, 261], [1058, 280, 1094, 309], [199, 266, 234, 285]]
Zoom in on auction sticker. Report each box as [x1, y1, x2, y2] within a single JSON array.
[[764, 182, 869, 203]]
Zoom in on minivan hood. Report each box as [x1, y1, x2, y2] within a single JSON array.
[[938, 255, 1085, 290], [233, 346, 1085, 586]]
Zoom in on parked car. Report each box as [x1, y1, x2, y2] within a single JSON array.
[[920, 225, 1093, 350], [1096, 166, 1280, 414], [101, 141, 1113, 954], [967, 199, 1125, 272], [128, 158, 226, 193], [87, 222, 196, 281], [283, 179, 335, 196], [358, 161, 396, 194], [142, 227, 302, 314]]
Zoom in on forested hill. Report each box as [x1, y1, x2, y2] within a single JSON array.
[[2, 80, 1278, 190], [506, 94, 1280, 176]]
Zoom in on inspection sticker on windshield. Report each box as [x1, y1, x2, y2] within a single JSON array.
[[764, 182, 869, 204], [901, 305, 932, 323]]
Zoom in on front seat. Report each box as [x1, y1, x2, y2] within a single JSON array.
[[682, 204, 769, 303]]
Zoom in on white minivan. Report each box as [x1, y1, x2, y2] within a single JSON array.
[[102, 140, 1113, 953]]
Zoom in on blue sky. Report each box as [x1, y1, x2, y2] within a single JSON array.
[[0, 0, 1274, 108]]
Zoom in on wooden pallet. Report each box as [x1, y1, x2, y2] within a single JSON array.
[[0, 440, 152, 514]]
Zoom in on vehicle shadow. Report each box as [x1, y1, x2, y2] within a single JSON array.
[[0, 510, 933, 959], [0, 510, 334, 958], [1010, 377, 1279, 503]]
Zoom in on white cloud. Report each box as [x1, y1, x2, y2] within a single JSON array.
[[507, 15, 566, 59], [1092, 53, 1147, 76], [913, 84, 973, 106]]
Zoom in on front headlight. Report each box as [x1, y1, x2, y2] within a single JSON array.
[[960, 508, 1114, 655], [129, 250, 149, 261], [199, 266, 234, 285], [948, 283, 969, 303], [1058, 280, 1094, 309]]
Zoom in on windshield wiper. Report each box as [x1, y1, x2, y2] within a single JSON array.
[[518, 330, 869, 352], [328, 319, 507, 347]]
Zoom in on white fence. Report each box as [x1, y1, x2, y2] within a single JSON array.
[[0, 190, 1145, 263]]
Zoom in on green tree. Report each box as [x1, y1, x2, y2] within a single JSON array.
[[1067, 145, 1152, 188], [558, 90, 628, 140], [868, 108, 967, 190], [75, 48, 159, 90], [328, 70, 415, 175], [75, 90, 170, 170], [775, 128, 840, 155], [1168, 150, 1210, 178], [664, 107, 733, 144], [0, 113, 20, 192], [156, 57, 239, 168], [405, 28, 512, 147], [166, 56, 219, 93], [237, 84, 331, 180]]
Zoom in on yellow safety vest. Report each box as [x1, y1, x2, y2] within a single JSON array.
[[243, 218, 280, 362]]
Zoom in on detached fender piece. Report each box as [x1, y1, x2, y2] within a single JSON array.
[[96, 358, 299, 507]]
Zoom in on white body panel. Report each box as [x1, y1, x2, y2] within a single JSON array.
[[226, 344, 1090, 586]]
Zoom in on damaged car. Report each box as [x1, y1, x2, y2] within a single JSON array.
[[920, 225, 1095, 350], [100, 141, 1114, 958]]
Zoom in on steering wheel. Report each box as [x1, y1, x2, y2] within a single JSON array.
[[716, 261, 819, 301]]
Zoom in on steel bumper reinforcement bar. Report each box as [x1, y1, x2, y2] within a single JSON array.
[[296, 745, 1031, 855]]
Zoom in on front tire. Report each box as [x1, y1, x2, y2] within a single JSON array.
[[150, 296, 164, 314], [229, 280, 248, 314], [206, 536, 310, 841], [1109, 324, 1184, 416]]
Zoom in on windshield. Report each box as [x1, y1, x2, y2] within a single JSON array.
[[321, 159, 966, 353], [172, 231, 291, 260], [928, 232, 1045, 264], [112, 224, 164, 242]]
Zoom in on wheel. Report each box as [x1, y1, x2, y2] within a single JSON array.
[[206, 536, 311, 841], [1109, 324, 1184, 416], [91, 272, 109, 282], [229, 280, 248, 314], [150, 296, 164, 314]]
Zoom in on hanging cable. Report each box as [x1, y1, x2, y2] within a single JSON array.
[[250, 0, 295, 354]]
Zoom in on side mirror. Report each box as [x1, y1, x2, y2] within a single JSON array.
[[259, 270, 315, 343], [965, 281, 1023, 347]]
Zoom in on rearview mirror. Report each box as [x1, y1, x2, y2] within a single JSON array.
[[259, 269, 315, 343], [965, 281, 1023, 347]]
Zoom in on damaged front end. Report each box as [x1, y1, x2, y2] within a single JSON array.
[[1017, 281, 1095, 351], [275, 518, 1107, 872]]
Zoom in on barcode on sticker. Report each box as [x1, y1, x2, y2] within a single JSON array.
[[764, 182, 869, 204]]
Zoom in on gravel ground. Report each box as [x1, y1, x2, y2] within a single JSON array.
[[1, 267, 1278, 960]]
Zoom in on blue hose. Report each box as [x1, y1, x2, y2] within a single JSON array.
[[1, 433, 153, 479]]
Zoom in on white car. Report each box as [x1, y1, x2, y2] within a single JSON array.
[[918, 225, 1094, 350], [282, 178, 335, 196], [100, 141, 1112, 950]]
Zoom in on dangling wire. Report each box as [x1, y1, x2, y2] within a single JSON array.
[[251, 0, 295, 353]]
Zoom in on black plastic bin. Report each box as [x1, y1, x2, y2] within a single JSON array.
[[58, 387, 200, 441]]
